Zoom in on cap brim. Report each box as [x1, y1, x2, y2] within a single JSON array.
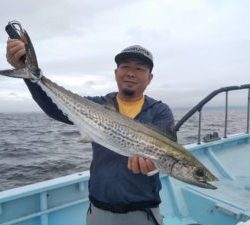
[[115, 52, 153, 69]]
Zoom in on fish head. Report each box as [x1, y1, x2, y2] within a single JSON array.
[[170, 159, 218, 189]]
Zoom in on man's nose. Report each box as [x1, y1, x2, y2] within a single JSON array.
[[127, 69, 135, 77]]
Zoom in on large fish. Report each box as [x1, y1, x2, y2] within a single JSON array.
[[0, 28, 218, 189]]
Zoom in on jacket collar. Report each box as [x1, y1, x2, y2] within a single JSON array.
[[105, 92, 162, 113]]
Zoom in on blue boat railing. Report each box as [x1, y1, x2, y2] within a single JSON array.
[[175, 84, 250, 144]]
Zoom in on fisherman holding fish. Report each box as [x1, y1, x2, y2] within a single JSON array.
[[6, 40, 175, 225], [5, 32, 217, 225]]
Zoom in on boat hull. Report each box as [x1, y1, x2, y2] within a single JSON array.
[[0, 134, 250, 225]]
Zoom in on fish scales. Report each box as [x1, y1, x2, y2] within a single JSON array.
[[40, 77, 205, 177], [39, 77, 166, 158], [40, 77, 184, 161]]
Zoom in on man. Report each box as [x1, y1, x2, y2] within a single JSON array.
[[6, 41, 176, 225]]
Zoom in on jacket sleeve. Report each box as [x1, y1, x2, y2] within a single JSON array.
[[152, 103, 177, 142], [24, 80, 73, 125]]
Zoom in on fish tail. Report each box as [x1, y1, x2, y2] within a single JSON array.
[[0, 68, 31, 79]]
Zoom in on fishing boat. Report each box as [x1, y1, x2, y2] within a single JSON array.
[[0, 84, 249, 225]]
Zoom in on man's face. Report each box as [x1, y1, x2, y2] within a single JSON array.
[[115, 59, 153, 98]]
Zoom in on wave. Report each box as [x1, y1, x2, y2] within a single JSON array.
[[0, 109, 247, 191]]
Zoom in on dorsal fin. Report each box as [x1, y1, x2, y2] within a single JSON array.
[[142, 122, 177, 142]]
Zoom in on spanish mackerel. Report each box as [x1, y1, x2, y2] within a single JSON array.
[[0, 25, 218, 189]]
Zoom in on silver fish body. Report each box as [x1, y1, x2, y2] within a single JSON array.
[[0, 29, 218, 189]]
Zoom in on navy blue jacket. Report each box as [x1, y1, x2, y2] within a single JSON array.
[[25, 80, 176, 206]]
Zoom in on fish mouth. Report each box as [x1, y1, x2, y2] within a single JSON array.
[[196, 176, 218, 189], [193, 180, 218, 189], [200, 182, 217, 189]]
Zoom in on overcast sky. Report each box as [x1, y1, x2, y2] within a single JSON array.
[[0, 0, 249, 112]]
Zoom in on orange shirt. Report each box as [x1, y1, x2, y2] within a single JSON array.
[[116, 95, 145, 119]]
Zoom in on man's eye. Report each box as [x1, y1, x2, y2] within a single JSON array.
[[137, 67, 145, 71]]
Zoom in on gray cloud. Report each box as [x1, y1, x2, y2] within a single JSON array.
[[0, 0, 250, 112]]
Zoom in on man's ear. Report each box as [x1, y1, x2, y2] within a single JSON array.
[[114, 68, 118, 81], [148, 73, 153, 84]]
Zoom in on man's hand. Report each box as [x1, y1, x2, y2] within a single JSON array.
[[128, 156, 157, 175], [6, 39, 26, 69]]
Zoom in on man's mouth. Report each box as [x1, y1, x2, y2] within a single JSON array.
[[124, 80, 137, 84]]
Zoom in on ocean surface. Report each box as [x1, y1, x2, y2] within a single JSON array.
[[0, 107, 248, 191]]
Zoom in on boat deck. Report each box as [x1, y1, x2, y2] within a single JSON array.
[[0, 133, 250, 225], [163, 133, 250, 225]]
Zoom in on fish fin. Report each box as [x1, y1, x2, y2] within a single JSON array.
[[147, 169, 159, 176], [143, 123, 177, 142], [23, 30, 39, 71], [0, 68, 30, 79], [79, 135, 92, 143], [21, 30, 41, 81]]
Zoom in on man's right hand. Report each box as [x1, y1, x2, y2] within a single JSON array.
[[6, 39, 26, 69]]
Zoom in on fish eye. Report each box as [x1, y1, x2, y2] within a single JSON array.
[[195, 168, 205, 177]]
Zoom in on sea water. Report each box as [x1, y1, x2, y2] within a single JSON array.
[[0, 107, 248, 191]]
